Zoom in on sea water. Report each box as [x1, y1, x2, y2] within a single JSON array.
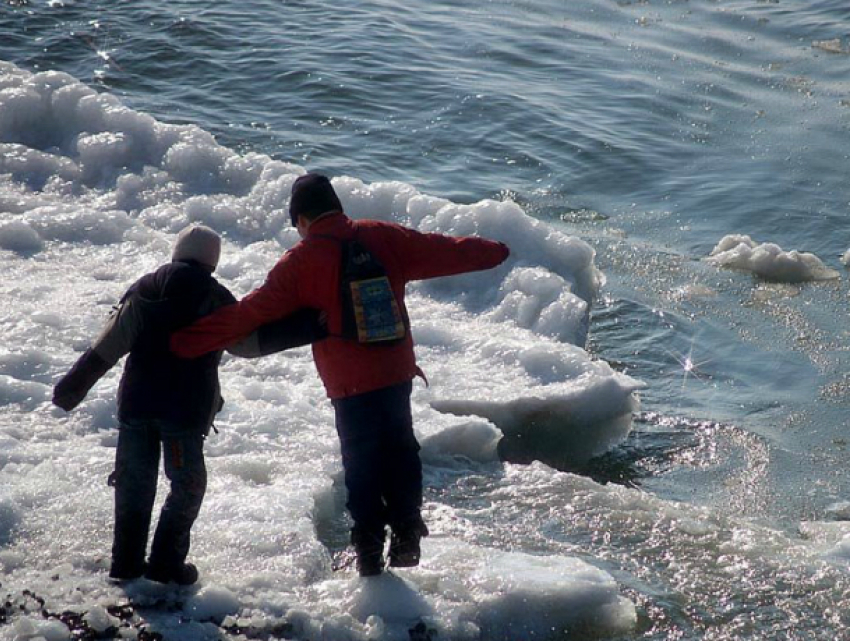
[[1, 1, 849, 640]]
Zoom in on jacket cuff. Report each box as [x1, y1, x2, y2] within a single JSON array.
[[52, 349, 112, 411]]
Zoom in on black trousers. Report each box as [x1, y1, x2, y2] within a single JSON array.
[[111, 419, 207, 575], [332, 381, 422, 537]]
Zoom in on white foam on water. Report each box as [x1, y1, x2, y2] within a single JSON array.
[[184, 586, 242, 624], [825, 501, 850, 521], [830, 533, 850, 562], [416, 537, 637, 640], [419, 421, 502, 465], [798, 520, 850, 565], [812, 39, 849, 54], [296, 536, 636, 641], [415, 306, 642, 466], [705, 234, 840, 283], [0, 61, 641, 638]]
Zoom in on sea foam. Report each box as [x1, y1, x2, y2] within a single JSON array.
[[0, 61, 640, 639], [706, 234, 840, 282], [0, 61, 636, 461]]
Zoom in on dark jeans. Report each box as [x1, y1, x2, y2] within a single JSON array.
[[332, 381, 422, 539], [111, 419, 207, 575]]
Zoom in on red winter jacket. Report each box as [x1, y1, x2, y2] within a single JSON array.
[[171, 212, 510, 398]]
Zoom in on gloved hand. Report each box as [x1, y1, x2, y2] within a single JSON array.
[[52, 349, 112, 411]]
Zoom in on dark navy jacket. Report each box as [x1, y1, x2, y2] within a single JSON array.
[[115, 261, 233, 431], [52, 261, 325, 425]]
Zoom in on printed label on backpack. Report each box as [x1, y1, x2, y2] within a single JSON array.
[[349, 276, 406, 342]]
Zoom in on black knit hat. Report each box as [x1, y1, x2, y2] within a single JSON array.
[[289, 173, 343, 227]]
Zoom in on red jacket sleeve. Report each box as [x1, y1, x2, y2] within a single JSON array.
[[383, 225, 510, 282], [170, 252, 303, 358]]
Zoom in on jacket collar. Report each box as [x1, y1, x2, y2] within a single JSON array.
[[305, 211, 352, 238]]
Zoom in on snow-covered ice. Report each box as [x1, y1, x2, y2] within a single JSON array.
[[0, 62, 640, 639]]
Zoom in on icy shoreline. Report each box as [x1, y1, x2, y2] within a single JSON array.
[[1, 62, 640, 640]]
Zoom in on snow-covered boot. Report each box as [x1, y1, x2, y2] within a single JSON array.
[[108, 561, 146, 582], [351, 526, 386, 577], [145, 562, 199, 586], [389, 518, 429, 568]]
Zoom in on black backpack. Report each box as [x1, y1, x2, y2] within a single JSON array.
[[318, 235, 407, 343]]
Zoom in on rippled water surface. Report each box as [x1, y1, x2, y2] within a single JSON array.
[[3, 0, 850, 638]]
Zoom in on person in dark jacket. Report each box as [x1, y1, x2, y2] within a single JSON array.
[[171, 175, 510, 576], [53, 225, 323, 585]]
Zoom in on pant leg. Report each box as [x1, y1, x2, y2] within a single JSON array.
[[376, 382, 424, 530], [147, 428, 207, 571], [333, 381, 421, 534], [332, 391, 389, 537], [112, 422, 160, 575]]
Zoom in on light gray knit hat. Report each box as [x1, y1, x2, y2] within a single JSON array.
[[171, 225, 221, 271]]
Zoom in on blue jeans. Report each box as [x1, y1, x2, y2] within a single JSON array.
[[331, 381, 422, 540], [110, 419, 207, 575]]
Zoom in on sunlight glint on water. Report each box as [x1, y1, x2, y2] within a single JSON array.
[[2, 0, 850, 638]]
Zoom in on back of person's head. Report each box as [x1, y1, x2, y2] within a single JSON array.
[[172, 225, 221, 272], [289, 173, 343, 226]]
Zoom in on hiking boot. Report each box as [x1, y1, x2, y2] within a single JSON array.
[[351, 527, 386, 577], [389, 519, 429, 568], [356, 549, 385, 577], [108, 562, 146, 582], [144, 562, 199, 586]]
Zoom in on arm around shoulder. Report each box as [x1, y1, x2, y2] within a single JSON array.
[[172, 252, 306, 358], [226, 308, 328, 358]]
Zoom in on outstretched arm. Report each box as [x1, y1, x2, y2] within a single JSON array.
[[52, 295, 144, 411], [386, 225, 510, 281]]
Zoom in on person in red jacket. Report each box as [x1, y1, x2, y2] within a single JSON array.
[[171, 173, 510, 576]]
